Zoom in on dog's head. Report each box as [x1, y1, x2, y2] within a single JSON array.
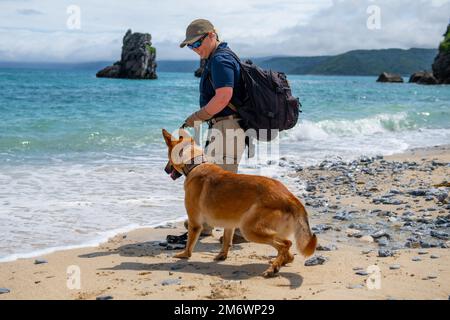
[[162, 128, 198, 180]]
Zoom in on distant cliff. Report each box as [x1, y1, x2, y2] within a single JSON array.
[[96, 29, 157, 79], [259, 48, 438, 76]]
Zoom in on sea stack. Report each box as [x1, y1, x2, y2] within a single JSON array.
[[409, 71, 438, 85], [377, 72, 404, 83], [96, 29, 157, 79], [432, 23, 450, 84]]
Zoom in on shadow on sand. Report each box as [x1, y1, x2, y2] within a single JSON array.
[[79, 239, 303, 289]]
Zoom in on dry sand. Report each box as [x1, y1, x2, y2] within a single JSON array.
[[0, 145, 449, 300]]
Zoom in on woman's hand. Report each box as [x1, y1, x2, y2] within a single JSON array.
[[184, 107, 213, 127]]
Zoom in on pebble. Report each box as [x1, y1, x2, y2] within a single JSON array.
[[304, 255, 327, 266], [96, 295, 113, 300], [316, 244, 338, 251], [347, 284, 364, 289], [346, 228, 362, 237], [312, 224, 332, 234], [430, 230, 449, 240], [418, 250, 429, 255], [408, 190, 427, 196], [371, 230, 391, 239], [361, 250, 372, 255], [378, 249, 394, 257], [412, 257, 422, 262], [360, 235, 374, 243], [0, 288, 10, 294], [430, 254, 440, 259], [376, 237, 389, 247], [34, 259, 48, 265], [161, 279, 182, 286], [435, 193, 448, 203], [373, 198, 404, 205], [333, 212, 352, 221], [355, 270, 369, 276], [422, 275, 438, 280], [170, 264, 186, 270], [389, 264, 401, 270]]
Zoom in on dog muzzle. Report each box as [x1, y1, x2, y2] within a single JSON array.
[[164, 161, 183, 180]]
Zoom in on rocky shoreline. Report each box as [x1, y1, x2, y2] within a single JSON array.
[[287, 147, 450, 256]]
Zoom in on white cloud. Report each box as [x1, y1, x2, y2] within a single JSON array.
[[231, 0, 450, 57], [0, 0, 448, 62]]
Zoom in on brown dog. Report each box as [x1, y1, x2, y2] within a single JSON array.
[[162, 128, 317, 277]]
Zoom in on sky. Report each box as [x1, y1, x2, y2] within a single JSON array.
[[0, 0, 449, 62]]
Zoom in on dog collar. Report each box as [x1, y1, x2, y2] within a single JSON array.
[[182, 155, 207, 177]]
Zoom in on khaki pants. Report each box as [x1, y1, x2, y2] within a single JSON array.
[[185, 117, 246, 235], [198, 116, 246, 236], [205, 117, 246, 173]]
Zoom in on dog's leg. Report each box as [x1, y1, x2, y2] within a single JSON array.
[[244, 232, 291, 278], [269, 240, 294, 266], [240, 209, 292, 278], [214, 228, 234, 261], [174, 220, 202, 259]]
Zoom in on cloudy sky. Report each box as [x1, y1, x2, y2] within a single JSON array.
[[0, 0, 449, 62]]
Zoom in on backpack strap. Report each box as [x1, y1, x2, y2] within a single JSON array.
[[208, 46, 245, 110], [206, 47, 243, 111]]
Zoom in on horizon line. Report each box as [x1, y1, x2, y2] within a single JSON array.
[[0, 47, 438, 65]]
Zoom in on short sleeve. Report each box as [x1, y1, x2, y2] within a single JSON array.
[[210, 55, 235, 89]]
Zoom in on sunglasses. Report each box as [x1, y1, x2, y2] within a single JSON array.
[[187, 34, 208, 50]]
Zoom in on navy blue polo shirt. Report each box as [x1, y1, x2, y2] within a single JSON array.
[[199, 42, 245, 118]]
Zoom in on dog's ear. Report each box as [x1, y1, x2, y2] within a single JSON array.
[[162, 129, 173, 146]]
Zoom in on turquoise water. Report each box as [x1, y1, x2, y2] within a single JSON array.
[[0, 68, 449, 261]]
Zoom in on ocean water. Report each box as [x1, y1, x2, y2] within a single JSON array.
[[0, 68, 449, 261]]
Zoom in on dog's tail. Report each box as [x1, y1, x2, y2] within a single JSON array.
[[294, 203, 317, 257]]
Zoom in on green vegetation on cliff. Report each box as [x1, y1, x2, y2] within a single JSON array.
[[439, 28, 450, 53], [258, 48, 438, 76]]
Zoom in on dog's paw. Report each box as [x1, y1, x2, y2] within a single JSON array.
[[214, 252, 228, 261], [262, 266, 279, 278], [174, 251, 191, 259], [284, 252, 295, 265]]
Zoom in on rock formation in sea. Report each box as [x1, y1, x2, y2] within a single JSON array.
[[96, 29, 157, 79], [376, 72, 404, 83], [432, 23, 450, 84], [409, 71, 438, 85], [194, 59, 207, 78]]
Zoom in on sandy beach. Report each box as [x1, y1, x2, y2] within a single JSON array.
[[0, 145, 449, 300]]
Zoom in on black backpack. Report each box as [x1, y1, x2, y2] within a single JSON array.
[[210, 47, 301, 141]]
